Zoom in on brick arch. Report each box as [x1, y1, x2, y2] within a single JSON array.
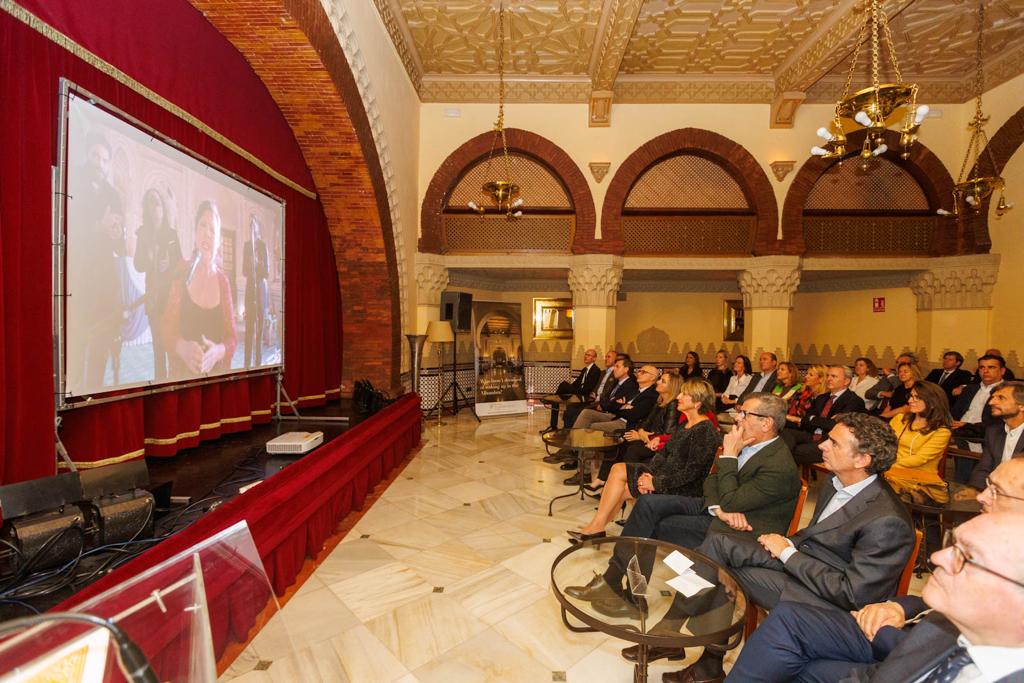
[[602, 129, 779, 256], [974, 104, 1024, 251], [420, 128, 597, 254], [190, 0, 402, 390], [782, 129, 961, 255]]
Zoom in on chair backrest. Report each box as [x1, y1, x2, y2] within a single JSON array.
[[708, 446, 724, 475], [897, 528, 924, 596], [787, 478, 809, 537], [936, 445, 950, 481]]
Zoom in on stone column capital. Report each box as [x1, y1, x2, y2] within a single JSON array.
[[415, 253, 448, 306], [569, 254, 624, 308], [909, 254, 1001, 311], [738, 257, 802, 309]]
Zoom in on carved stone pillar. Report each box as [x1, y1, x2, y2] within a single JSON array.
[[568, 255, 623, 362], [737, 257, 801, 359], [910, 254, 1000, 362], [415, 253, 448, 365]]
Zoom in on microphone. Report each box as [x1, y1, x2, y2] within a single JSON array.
[[0, 612, 159, 682], [184, 249, 202, 286]]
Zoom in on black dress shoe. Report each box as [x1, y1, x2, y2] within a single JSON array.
[[567, 530, 606, 544], [583, 482, 604, 493], [565, 574, 620, 601], [592, 595, 643, 619], [564, 473, 583, 486], [560, 461, 579, 471], [543, 454, 567, 464], [620, 645, 685, 663], [661, 663, 724, 683]]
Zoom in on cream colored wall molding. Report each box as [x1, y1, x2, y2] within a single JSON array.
[[367, 0, 423, 91], [442, 253, 572, 269], [414, 253, 448, 305], [738, 256, 802, 309], [589, 161, 611, 183], [447, 272, 567, 293], [323, 0, 409, 334], [798, 272, 914, 293], [569, 254, 624, 308], [909, 254, 1001, 311], [769, 160, 796, 182]]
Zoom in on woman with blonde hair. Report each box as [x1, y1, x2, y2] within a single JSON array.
[[784, 364, 828, 426], [569, 378, 721, 543], [880, 362, 923, 419], [885, 380, 953, 505]]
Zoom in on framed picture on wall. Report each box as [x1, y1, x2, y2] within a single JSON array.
[[723, 299, 744, 342], [533, 298, 574, 339]]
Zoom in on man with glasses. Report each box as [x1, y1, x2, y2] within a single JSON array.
[[954, 381, 1024, 499], [573, 363, 657, 433], [725, 462, 1024, 682], [783, 366, 867, 466], [738, 351, 779, 402]]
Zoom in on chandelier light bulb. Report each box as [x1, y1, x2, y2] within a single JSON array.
[[511, 198, 524, 208], [512, 210, 523, 218], [855, 111, 873, 127], [467, 201, 479, 211], [936, 208, 953, 216], [816, 127, 834, 141], [965, 195, 977, 206], [914, 105, 930, 125], [872, 144, 888, 156], [810, 146, 829, 156]]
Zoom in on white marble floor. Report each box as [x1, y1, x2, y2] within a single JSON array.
[[221, 406, 924, 683]]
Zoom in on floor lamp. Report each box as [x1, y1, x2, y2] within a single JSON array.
[[425, 320, 454, 425]]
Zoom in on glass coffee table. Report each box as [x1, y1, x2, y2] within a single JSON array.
[[542, 428, 620, 515], [551, 537, 749, 683]]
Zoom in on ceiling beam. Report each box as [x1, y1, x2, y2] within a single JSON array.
[[587, 0, 644, 127]]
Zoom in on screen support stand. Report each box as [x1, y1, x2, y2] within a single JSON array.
[[274, 370, 349, 424], [54, 416, 78, 473]]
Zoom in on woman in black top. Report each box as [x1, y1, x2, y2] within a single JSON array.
[[706, 349, 733, 408], [569, 378, 722, 542], [681, 351, 702, 380]]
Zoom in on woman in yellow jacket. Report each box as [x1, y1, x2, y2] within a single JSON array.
[[885, 380, 953, 505]]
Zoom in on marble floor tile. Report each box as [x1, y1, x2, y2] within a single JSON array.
[[412, 470, 473, 491], [327, 561, 433, 622], [266, 643, 351, 683], [439, 480, 505, 504], [348, 499, 419, 535], [507, 511, 585, 541], [388, 488, 465, 518], [565, 629, 695, 682], [365, 592, 490, 670], [327, 624, 412, 682], [248, 584, 360, 662], [314, 538, 397, 584], [460, 523, 546, 563], [412, 627, 553, 683], [422, 505, 500, 538], [476, 491, 534, 519], [402, 539, 495, 587], [492, 594, 610, 671], [447, 565, 547, 626], [500, 540, 571, 588], [368, 517, 456, 556]]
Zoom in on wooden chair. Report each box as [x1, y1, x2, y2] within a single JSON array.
[[897, 528, 924, 596]]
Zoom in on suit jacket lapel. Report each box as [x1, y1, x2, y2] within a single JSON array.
[[868, 613, 960, 682], [800, 478, 881, 538]]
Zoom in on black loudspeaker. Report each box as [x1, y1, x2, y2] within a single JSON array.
[[440, 291, 472, 332]]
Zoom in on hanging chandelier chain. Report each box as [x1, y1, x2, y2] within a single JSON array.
[[870, 0, 881, 90], [879, 2, 904, 84], [497, 1, 511, 183], [973, 1, 985, 121], [841, 14, 869, 102]]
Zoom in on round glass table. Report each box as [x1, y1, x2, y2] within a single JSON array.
[[542, 428, 620, 515], [551, 536, 749, 683]]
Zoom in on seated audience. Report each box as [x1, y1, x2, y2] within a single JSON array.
[[592, 370, 683, 487], [849, 357, 880, 411], [786, 364, 828, 422], [560, 349, 618, 428], [771, 361, 803, 402], [719, 355, 753, 412], [706, 349, 733, 404], [564, 394, 800, 608], [924, 350, 973, 404], [951, 354, 1008, 483], [884, 380, 953, 505], [570, 358, 643, 432], [966, 347, 1017, 384], [738, 351, 779, 402], [568, 378, 721, 543], [865, 352, 917, 404], [725, 508, 1024, 682], [955, 381, 1024, 499], [545, 347, 602, 432], [681, 351, 702, 380], [783, 366, 867, 466], [878, 362, 923, 419], [665, 412, 913, 682]]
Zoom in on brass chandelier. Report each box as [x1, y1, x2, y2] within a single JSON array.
[[467, 1, 523, 220], [811, 0, 928, 167], [938, 1, 1013, 219]]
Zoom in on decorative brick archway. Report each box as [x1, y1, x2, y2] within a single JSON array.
[[602, 129, 779, 255], [782, 129, 962, 255], [420, 128, 597, 254], [191, 0, 402, 391]]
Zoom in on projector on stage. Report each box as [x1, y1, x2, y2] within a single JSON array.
[[266, 431, 324, 455]]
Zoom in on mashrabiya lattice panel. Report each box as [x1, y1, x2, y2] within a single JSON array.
[[444, 214, 574, 253], [625, 154, 749, 210], [803, 216, 935, 254], [805, 157, 929, 211], [622, 215, 755, 255], [446, 153, 573, 209]]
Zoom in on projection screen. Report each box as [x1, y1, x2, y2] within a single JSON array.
[[58, 85, 285, 402]]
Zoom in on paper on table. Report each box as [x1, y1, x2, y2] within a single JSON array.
[[667, 572, 715, 597], [663, 550, 694, 575]]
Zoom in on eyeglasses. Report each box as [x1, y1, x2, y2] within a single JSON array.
[[984, 476, 1024, 505], [736, 410, 770, 420], [637, 369, 661, 377], [935, 542, 1024, 590], [908, 394, 922, 401]]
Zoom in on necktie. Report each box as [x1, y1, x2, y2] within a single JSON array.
[[922, 646, 973, 683], [820, 394, 835, 418], [940, 371, 951, 385]]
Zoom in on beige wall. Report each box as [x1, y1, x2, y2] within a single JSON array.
[[614, 292, 744, 363]]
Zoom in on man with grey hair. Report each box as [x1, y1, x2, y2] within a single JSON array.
[[662, 412, 915, 682], [784, 365, 867, 466]]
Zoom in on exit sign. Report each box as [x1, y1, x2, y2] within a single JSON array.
[[873, 297, 886, 313]]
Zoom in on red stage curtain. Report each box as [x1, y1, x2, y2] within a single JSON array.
[[0, 4, 343, 479]]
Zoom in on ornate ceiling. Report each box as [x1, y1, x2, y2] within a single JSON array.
[[369, 0, 1024, 126]]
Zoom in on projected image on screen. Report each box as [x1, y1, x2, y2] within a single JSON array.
[[63, 93, 285, 398]]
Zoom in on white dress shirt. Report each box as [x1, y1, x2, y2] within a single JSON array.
[[957, 634, 1024, 682], [961, 382, 1000, 425], [724, 374, 752, 399], [1003, 422, 1024, 464], [779, 475, 877, 563], [850, 375, 880, 410], [751, 371, 774, 393]]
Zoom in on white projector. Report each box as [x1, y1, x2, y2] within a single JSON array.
[[266, 431, 324, 455]]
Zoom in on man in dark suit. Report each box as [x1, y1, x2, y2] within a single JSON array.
[[570, 358, 642, 431], [738, 351, 778, 402], [665, 411, 914, 683], [954, 381, 1024, 498], [783, 365, 867, 465], [951, 354, 1008, 482], [924, 351, 973, 404], [725, 510, 1024, 683], [544, 348, 602, 432], [564, 393, 801, 614], [561, 350, 622, 429], [967, 348, 1017, 383]]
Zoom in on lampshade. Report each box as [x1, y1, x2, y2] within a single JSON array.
[[425, 320, 454, 344]]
